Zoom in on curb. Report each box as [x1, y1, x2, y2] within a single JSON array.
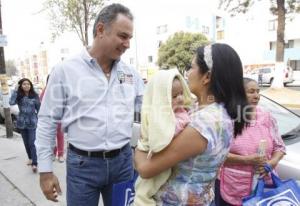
[[0, 125, 21, 139]]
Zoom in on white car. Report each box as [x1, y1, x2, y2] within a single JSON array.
[[258, 67, 294, 86], [0, 91, 19, 130], [259, 95, 300, 184]]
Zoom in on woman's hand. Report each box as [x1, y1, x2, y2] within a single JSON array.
[[257, 151, 285, 177], [245, 154, 265, 167]]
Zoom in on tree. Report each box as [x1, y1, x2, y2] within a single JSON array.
[[219, 0, 300, 88], [5, 60, 17, 77], [157, 32, 209, 74], [42, 0, 105, 46]]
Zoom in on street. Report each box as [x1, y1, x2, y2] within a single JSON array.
[[260, 85, 300, 115], [260, 85, 300, 92]]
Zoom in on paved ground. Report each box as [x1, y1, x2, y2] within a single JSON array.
[[0, 128, 105, 206], [0, 132, 67, 206], [0, 171, 34, 206]]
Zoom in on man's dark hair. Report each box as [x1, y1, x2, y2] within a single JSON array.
[[195, 43, 251, 137], [93, 3, 133, 38]]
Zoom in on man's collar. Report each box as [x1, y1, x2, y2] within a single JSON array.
[[82, 47, 121, 65], [81, 47, 94, 63]]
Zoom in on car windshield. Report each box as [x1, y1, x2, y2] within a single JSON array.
[[259, 68, 271, 73], [259, 95, 300, 137]]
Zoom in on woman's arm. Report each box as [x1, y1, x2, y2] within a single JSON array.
[[9, 90, 18, 105], [35, 95, 41, 113], [134, 126, 208, 178], [225, 153, 265, 166], [256, 151, 285, 175], [267, 151, 285, 169]]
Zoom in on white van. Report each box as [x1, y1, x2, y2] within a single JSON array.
[[258, 66, 294, 86]]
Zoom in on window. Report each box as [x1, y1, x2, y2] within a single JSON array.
[[158, 40, 162, 48], [202, 25, 209, 35], [60, 48, 69, 54], [148, 56, 153, 63], [185, 16, 200, 30], [271, 40, 294, 49], [268, 20, 276, 31], [269, 41, 276, 50], [162, 25, 168, 33], [129, 58, 134, 65], [259, 68, 271, 73], [156, 26, 160, 35], [285, 40, 294, 48], [156, 24, 168, 34], [290, 60, 300, 71], [216, 16, 223, 29], [217, 30, 224, 40]]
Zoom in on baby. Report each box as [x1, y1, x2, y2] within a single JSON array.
[[134, 69, 191, 206], [172, 77, 190, 137]]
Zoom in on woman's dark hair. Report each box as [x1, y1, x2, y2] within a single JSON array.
[[195, 43, 251, 136], [16, 78, 38, 102], [243, 77, 257, 85], [46, 74, 50, 84]]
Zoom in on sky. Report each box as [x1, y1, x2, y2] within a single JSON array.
[[1, 0, 274, 67], [2, 0, 51, 59], [2, 0, 219, 61]]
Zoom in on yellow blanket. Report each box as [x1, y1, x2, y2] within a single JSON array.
[[134, 69, 191, 206]]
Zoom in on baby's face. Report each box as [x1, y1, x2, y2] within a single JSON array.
[[172, 79, 184, 112]]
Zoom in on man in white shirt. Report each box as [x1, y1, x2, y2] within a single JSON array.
[[35, 3, 144, 206]]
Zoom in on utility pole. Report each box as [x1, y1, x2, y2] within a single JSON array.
[[0, 0, 13, 138]]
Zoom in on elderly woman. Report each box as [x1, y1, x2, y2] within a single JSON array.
[[214, 78, 286, 206], [134, 43, 251, 206]]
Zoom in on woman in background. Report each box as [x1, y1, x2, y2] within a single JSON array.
[[214, 78, 286, 206], [10, 78, 40, 172]]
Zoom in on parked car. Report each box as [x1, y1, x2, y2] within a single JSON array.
[[258, 66, 294, 86], [131, 95, 300, 184], [244, 71, 259, 82], [259, 95, 300, 184], [0, 92, 19, 131]]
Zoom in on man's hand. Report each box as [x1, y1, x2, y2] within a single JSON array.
[[40, 172, 62, 202]]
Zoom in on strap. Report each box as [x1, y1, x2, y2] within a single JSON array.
[[253, 163, 284, 196]]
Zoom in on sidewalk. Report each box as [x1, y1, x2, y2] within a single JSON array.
[[0, 128, 66, 206], [0, 127, 105, 206]]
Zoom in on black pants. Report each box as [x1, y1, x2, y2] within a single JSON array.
[[214, 179, 234, 206]]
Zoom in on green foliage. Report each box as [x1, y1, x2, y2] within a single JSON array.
[[42, 0, 105, 46], [157, 32, 209, 74]]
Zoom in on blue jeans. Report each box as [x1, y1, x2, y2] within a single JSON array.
[[20, 128, 37, 166], [66, 143, 134, 206]]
